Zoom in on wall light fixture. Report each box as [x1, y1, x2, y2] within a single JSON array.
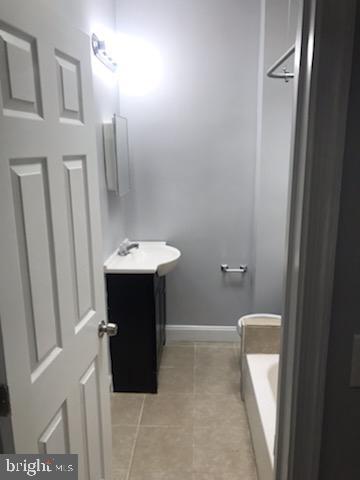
[[91, 33, 118, 72]]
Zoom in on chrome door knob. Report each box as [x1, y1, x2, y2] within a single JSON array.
[[98, 320, 118, 338]]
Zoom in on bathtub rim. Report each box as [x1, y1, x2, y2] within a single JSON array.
[[243, 353, 279, 480]]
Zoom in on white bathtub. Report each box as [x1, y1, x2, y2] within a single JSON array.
[[243, 354, 279, 480]]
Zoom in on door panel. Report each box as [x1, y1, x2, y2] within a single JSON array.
[[10, 158, 62, 371], [0, 21, 43, 119], [39, 404, 70, 454], [0, 2, 112, 479], [80, 362, 104, 480], [64, 156, 94, 327], [55, 50, 84, 124]]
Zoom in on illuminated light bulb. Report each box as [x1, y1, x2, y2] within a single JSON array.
[[116, 33, 164, 97]]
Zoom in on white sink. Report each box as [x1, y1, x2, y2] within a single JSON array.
[[104, 241, 181, 276]]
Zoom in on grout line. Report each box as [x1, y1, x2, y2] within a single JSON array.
[[118, 342, 246, 480], [125, 395, 146, 480]]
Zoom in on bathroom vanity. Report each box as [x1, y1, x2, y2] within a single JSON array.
[[104, 242, 181, 393]]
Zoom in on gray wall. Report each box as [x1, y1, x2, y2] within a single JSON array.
[[40, 0, 130, 260], [116, 0, 261, 326], [42, 0, 298, 324], [252, 0, 299, 313]]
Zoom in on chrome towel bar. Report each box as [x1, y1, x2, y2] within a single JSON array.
[[221, 264, 248, 274]]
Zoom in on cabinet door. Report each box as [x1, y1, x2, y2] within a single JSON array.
[[107, 273, 157, 393], [154, 275, 166, 369], [154, 276, 162, 369], [160, 277, 166, 346]]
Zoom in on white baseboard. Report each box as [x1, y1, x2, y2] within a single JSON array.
[[166, 324, 239, 343]]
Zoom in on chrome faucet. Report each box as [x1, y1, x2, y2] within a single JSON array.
[[118, 238, 140, 256]]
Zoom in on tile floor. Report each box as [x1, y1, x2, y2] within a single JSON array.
[[111, 342, 258, 480]]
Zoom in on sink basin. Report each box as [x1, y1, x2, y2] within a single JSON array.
[[104, 242, 181, 276]]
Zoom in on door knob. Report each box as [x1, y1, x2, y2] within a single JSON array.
[[98, 320, 118, 338]]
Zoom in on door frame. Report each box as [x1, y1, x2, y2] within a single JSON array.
[[275, 0, 357, 479]]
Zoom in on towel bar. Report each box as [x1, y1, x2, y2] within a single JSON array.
[[220, 264, 248, 274]]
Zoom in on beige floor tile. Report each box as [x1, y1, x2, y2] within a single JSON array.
[[194, 367, 239, 394], [193, 425, 256, 476], [195, 345, 239, 371], [112, 468, 128, 480], [161, 345, 195, 368], [194, 472, 257, 480], [194, 392, 247, 428], [233, 342, 241, 361], [111, 393, 144, 426], [158, 366, 194, 394], [195, 342, 238, 349], [141, 394, 194, 427], [130, 472, 193, 480], [194, 346, 240, 394], [166, 341, 195, 347], [130, 426, 193, 476], [112, 343, 257, 480], [112, 425, 137, 473]]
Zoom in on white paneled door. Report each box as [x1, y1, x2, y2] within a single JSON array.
[[0, 2, 112, 479]]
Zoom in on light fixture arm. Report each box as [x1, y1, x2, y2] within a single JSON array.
[[91, 33, 118, 72]]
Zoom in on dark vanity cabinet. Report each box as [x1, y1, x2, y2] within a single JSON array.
[[106, 273, 166, 393]]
